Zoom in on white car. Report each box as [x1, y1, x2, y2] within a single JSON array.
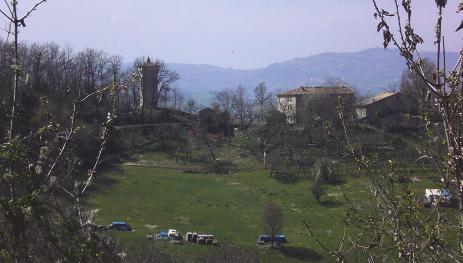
[[167, 229, 177, 237]]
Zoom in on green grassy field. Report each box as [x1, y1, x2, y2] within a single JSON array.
[[86, 149, 372, 263], [85, 136, 444, 262]]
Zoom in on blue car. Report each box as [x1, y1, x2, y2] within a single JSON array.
[[257, 234, 288, 245], [159, 230, 169, 238], [109, 221, 132, 231]]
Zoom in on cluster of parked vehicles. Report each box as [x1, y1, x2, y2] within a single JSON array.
[[101, 221, 288, 248], [147, 229, 218, 246], [185, 232, 217, 245]]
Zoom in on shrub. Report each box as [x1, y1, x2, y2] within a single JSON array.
[[208, 160, 238, 174]]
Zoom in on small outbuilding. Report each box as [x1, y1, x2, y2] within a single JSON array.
[[355, 92, 413, 120], [277, 86, 355, 124]]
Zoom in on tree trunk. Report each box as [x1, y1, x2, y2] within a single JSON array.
[[9, 3, 19, 140]]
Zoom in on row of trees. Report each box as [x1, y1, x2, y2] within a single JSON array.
[[0, 39, 183, 134], [211, 82, 275, 132], [0, 1, 129, 261], [0, 1, 189, 261]]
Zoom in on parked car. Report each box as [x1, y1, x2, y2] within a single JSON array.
[[185, 232, 217, 245], [167, 229, 178, 237], [197, 234, 214, 245], [186, 232, 199, 242], [147, 230, 169, 240], [170, 233, 184, 244], [109, 221, 132, 231], [159, 230, 169, 239], [257, 234, 288, 246]]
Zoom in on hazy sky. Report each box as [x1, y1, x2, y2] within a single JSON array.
[[2, 0, 462, 69]]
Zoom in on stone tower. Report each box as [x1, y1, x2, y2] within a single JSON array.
[[140, 57, 160, 112]]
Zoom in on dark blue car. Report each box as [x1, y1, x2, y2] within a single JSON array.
[[109, 221, 132, 231], [257, 234, 288, 245]]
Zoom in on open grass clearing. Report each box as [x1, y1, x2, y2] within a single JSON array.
[[87, 134, 453, 262], [86, 161, 421, 262]]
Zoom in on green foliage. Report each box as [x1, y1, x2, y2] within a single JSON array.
[[0, 139, 27, 166]]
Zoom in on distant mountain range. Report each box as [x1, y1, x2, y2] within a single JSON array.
[[154, 48, 459, 104]]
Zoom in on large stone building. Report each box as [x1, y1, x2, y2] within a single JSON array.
[[355, 92, 413, 120], [277, 86, 354, 124], [140, 57, 160, 113]]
